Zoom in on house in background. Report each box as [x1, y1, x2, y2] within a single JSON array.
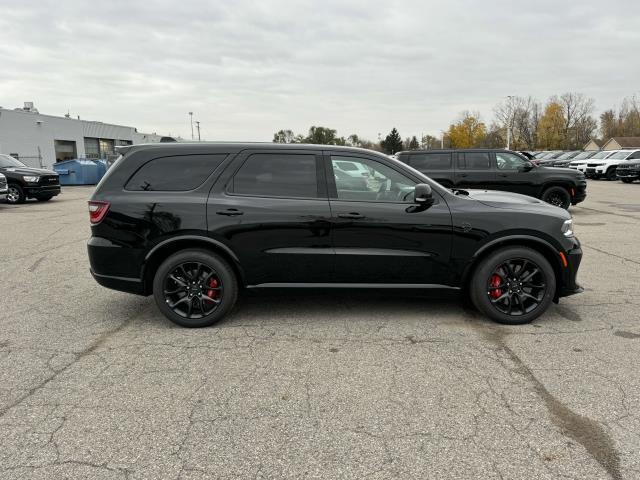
[[583, 139, 602, 151], [602, 137, 640, 151]]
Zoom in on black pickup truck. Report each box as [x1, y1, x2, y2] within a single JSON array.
[[396, 149, 587, 209], [0, 154, 61, 204]]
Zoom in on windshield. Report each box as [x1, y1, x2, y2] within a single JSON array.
[[590, 151, 612, 159], [573, 151, 594, 160], [556, 152, 574, 159], [0, 154, 27, 168], [609, 151, 631, 159]]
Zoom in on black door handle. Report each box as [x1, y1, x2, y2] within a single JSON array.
[[337, 212, 365, 219], [216, 208, 244, 216]]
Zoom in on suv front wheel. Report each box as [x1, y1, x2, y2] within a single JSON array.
[[470, 247, 556, 325], [541, 186, 570, 209], [153, 249, 238, 327]]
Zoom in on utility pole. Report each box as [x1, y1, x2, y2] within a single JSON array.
[[189, 112, 194, 140], [440, 130, 446, 149], [195, 121, 201, 141], [506, 95, 514, 150]]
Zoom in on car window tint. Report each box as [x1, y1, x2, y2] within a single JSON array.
[[629, 151, 640, 159], [495, 152, 527, 170], [331, 156, 415, 203], [459, 152, 491, 169], [125, 154, 227, 191], [409, 153, 451, 170], [232, 153, 318, 198]]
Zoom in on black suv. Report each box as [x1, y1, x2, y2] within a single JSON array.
[[88, 143, 583, 327], [0, 154, 61, 204], [395, 149, 586, 209]]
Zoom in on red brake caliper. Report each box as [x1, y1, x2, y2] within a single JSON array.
[[489, 274, 503, 299], [206, 278, 219, 299]]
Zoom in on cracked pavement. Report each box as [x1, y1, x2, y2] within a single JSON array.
[[0, 182, 639, 479]]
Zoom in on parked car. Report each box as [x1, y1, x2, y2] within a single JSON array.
[[333, 159, 370, 178], [395, 149, 586, 209], [0, 154, 61, 204], [616, 158, 640, 183], [0, 172, 7, 202], [88, 143, 583, 327], [569, 150, 617, 173], [554, 150, 596, 168], [585, 149, 640, 180], [549, 151, 583, 167], [333, 168, 368, 191]]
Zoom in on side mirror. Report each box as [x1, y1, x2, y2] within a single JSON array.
[[519, 162, 534, 172], [414, 183, 435, 207]]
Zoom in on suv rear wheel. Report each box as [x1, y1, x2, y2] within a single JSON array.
[[541, 186, 570, 209], [470, 247, 556, 325], [153, 249, 238, 327]]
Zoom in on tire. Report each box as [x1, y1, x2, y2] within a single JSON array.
[[621, 178, 633, 184], [36, 195, 54, 202], [541, 186, 571, 209], [470, 247, 556, 325], [605, 168, 618, 181], [153, 249, 238, 327], [6, 184, 26, 204]]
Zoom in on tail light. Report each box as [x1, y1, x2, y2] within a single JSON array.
[[88, 201, 110, 224]]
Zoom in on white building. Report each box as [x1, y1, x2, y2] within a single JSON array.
[[0, 102, 179, 168]]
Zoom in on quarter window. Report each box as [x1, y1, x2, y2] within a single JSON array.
[[125, 154, 227, 191], [231, 154, 318, 198], [330, 156, 416, 202], [458, 152, 491, 170], [496, 152, 528, 170]]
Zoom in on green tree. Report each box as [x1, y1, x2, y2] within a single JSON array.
[[272, 129, 296, 143], [408, 136, 419, 150], [305, 126, 338, 144], [380, 128, 403, 154]]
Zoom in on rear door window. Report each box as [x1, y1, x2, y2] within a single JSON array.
[[231, 153, 319, 198], [125, 154, 227, 191], [409, 153, 452, 170], [457, 152, 491, 169]]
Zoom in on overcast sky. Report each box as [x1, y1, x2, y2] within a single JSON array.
[[1, 0, 639, 141]]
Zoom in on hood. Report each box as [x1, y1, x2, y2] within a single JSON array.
[[0, 166, 58, 176], [464, 189, 569, 216]]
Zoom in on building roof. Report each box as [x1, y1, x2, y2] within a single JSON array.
[[608, 137, 640, 148]]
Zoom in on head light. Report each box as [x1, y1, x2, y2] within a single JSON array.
[[561, 219, 574, 237], [23, 175, 40, 183]]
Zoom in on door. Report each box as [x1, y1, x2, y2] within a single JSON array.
[[207, 149, 333, 285], [493, 151, 539, 197], [454, 151, 496, 189], [326, 153, 453, 285]]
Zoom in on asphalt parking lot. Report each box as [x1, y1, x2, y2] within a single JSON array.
[[1, 182, 639, 480]]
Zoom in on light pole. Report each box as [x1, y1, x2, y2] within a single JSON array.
[[188, 112, 194, 140], [195, 121, 201, 141], [440, 130, 446, 149], [506, 95, 514, 150]]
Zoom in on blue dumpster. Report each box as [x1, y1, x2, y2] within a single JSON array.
[[53, 159, 100, 185], [92, 159, 108, 182]]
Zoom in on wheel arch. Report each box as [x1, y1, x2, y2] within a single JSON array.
[[461, 235, 564, 301], [141, 236, 245, 295]]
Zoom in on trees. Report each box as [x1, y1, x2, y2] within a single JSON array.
[[305, 126, 338, 144], [408, 136, 420, 150], [493, 96, 542, 150], [447, 111, 486, 148], [420, 134, 439, 149], [557, 93, 596, 149], [272, 129, 296, 143], [600, 96, 640, 139], [537, 101, 565, 149], [380, 128, 404, 154]]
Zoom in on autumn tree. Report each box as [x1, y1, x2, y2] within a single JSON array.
[[557, 93, 597, 149], [447, 111, 486, 148], [600, 96, 640, 138], [537, 101, 565, 149], [494, 96, 542, 150], [381, 128, 403, 154]]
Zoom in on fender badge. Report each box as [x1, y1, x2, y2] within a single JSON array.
[[461, 222, 472, 233]]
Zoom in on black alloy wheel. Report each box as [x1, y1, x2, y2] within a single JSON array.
[[542, 186, 571, 209], [470, 246, 556, 325], [606, 168, 618, 181], [486, 259, 547, 317], [153, 249, 238, 327], [163, 262, 223, 319]]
